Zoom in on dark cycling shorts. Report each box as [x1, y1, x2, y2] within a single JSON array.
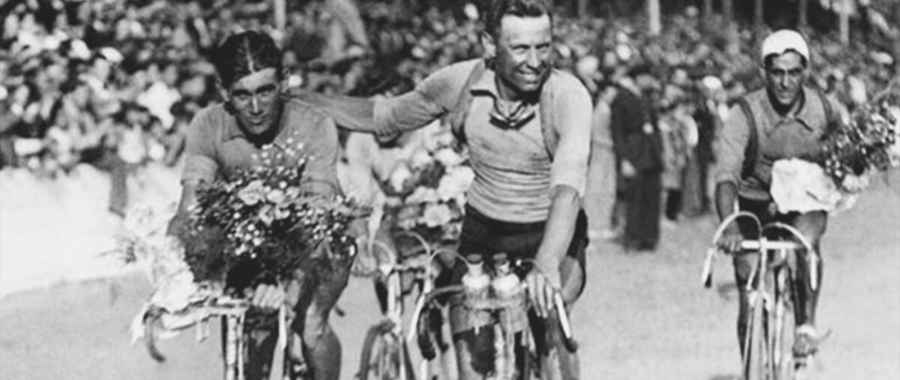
[[733, 196, 828, 286], [451, 205, 588, 299], [734, 197, 828, 238]]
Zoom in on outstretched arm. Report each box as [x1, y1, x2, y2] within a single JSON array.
[[291, 84, 447, 139], [291, 60, 479, 137], [292, 90, 378, 133]]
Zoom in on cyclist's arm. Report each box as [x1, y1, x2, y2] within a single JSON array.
[[167, 111, 219, 237], [534, 74, 592, 295], [715, 181, 738, 222], [298, 112, 343, 197], [712, 105, 751, 251], [292, 62, 473, 138], [167, 183, 199, 237], [712, 104, 751, 221], [536, 185, 582, 283]]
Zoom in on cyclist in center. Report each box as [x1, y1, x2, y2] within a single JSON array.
[[714, 29, 839, 361], [296, 0, 591, 378]]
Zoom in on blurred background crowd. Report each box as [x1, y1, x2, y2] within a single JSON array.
[[0, 0, 897, 220]]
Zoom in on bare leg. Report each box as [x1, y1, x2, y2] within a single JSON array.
[[790, 211, 827, 327], [299, 262, 350, 380]]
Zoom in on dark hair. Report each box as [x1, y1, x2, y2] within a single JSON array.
[[213, 31, 283, 88], [763, 51, 808, 69], [483, 0, 553, 38]]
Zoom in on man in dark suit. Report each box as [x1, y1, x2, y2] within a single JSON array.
[[610, 64, 664, 252]]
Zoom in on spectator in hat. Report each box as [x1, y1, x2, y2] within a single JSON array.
[[609, 63, 664, 252]]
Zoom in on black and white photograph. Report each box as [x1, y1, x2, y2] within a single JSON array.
[[1, 0, 898, 379]]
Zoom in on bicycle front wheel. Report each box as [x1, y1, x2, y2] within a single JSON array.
[[773, 270, 797, 380], [743, 292, 769, 380], [357, 320, 415, 380]]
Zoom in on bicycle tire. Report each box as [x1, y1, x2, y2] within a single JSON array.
[[357, 320, 415, 380], [743, 292, 769, 380], [515, 330, 540, 380], [774, 269, 797, 380]]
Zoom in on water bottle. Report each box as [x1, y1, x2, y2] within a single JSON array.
[[462, 254, 490, 296], [491, 254, 527, 379], [490, 254, 519, 298], [461, 254, 491, 332], [491, 253, 527, 334]]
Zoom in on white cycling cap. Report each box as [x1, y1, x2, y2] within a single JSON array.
[[761, 29, 809, 63]]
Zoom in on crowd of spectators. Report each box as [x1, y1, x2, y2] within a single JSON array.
[[0, 0, 896, 186]]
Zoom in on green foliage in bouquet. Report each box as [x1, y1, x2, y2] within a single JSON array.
[[817, 91, 898, 192], [183, 140, 364, 282]]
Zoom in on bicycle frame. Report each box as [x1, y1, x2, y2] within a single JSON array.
[[218, 298, 251, 380], [217, 297, 291, 380], [357, 232, 438, 380]]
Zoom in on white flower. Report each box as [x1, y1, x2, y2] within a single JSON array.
[[433, 148, 462, 167], [437, 166, 475, 201], [389, 164, 413, 193], [266, 188, 287, 206], [420, 203, 453, 228], [841, 172, 871, 193], [150, 270, 198, 312], [889, 106, 900, 167], [258, 205, 275, 226], [436, 131, 456, 147], [409, 148, 433, 170], [406, 186, 438, 204], [237, 180, 266, 205]]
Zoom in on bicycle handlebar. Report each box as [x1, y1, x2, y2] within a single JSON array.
[[408, 282, 578, 353], [739, 239, 802, 251], [702, 214, 820, 291]]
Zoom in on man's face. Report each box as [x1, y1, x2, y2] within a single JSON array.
[[489, 14, 553, 99], [225, 68, 281, 137], [764, 52, 807, 108]]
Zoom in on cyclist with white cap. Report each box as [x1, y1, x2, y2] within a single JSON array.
[[713, 29, 839, 360]]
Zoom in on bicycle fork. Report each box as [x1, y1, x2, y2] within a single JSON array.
[[224, 313, 247, 380]]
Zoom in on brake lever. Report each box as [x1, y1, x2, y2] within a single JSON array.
[[701, 246, 717, 288], [553, 292, 578, 352]]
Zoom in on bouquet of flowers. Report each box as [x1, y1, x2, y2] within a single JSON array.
[[181, 140, 363, 283], [115, 137, 365, 357], [771, 89, 899, 213], [387, 129, 474, 245], [818, 93, 899, 192]]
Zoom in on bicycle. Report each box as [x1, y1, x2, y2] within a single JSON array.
[[410, 252, 578, 380], [701, 211, 822, 380], [352, 231, 447, 380], [141, 292, 297, 380]]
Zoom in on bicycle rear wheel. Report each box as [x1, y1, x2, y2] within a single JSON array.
[[357, 320, 415, 380]]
